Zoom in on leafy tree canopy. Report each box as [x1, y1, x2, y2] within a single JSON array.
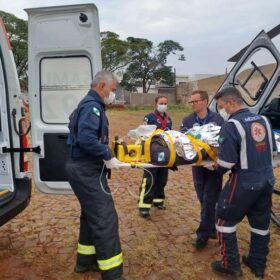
[[101, 33, 185, 92], [101, 31, 131, 72], [121, 37, 185, 93], [0, 11, 28, 89]]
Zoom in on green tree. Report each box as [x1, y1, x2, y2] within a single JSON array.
[[101, 31, 130, 72], [0, 11, 28, 88], [121, 37, 185, 93]]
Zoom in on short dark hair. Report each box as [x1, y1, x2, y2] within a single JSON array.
[[155, 95, 168, 103], [214, 86, 243, 104], [191, 90, 209, 103]]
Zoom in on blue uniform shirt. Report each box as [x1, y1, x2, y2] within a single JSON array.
[[217, 108, 276, 185], [68, 90, 113, 161], [180, 109, 224, 132], [143, 111, 172, 130]]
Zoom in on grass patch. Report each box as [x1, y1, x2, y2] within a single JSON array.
[[122, 104, 192, 114]]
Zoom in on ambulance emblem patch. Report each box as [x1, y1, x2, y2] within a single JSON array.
[[92, 107, 100, 117], [251, 122, 266, 142]]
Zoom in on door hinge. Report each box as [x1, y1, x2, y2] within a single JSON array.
[[2, 146, 41, 154]]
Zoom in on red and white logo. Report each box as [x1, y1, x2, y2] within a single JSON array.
[[251, 122, 266, 142]]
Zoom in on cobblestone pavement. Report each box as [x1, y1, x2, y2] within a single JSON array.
[[0, 111, 279, 280]]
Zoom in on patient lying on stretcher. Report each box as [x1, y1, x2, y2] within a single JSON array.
[[148, 123, 220, 167], [114, 123, 221, 167], [113, 124, 280, 168]]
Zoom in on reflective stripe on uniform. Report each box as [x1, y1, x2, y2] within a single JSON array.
[[98, 252, 123, 271], [77, 243, 96, 255], [153, 198, 164, 203], [138, 178, 152, 208], [251, 227, 269, 236], [261, 116, 273, 165], [217, 158, 235, 169], [228, 119, 248, 169], [216, 224, 236, 233]]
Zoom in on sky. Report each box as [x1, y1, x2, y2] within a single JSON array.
[[1, 0, 280, 76]]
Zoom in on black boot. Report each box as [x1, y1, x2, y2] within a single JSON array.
[[211, 261, 242, 277], [74, 263, 100, 273], [242, 255, 264, 278], [192, 238, 208, 250], [139, 208, 150, 218], [153, 202, 166, 210]]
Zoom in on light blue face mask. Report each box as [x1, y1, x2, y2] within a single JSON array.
[[157, 104, 167, 113], [104, 91, 116, 105], [219, 108, 230, 120]]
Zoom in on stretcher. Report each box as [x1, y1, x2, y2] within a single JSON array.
[[112, 125, 280, 169], [112, 124, 220, 169]]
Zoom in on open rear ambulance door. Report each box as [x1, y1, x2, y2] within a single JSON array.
[[25, 4, 102, 194], [0, 18, 32, 226], [209, 30, 280, 119]]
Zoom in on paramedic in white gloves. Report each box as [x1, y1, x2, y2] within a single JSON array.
[[66, 71, 126, 280]]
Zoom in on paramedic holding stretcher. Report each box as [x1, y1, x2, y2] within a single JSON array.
[[66, 71, 125, 280], [180, 90, 224, 250], [211, 87, 277, 279], [138, 96, 172, 218]]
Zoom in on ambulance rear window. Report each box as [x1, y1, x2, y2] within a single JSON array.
[[40, 56, 92, 124], [234, 47, 277, 106]]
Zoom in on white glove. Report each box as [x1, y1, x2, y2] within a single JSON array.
[[203, 161, 217, 171], [104, 157, 122, 169]]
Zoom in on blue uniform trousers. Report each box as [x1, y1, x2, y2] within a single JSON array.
[[138, 167, 169, 209], [192, 166, 222, 240], [66, 157, 123, 280], [216, 173, 273, 272]]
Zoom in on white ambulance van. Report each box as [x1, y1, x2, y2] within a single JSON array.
[[0, 3, 101, 226]]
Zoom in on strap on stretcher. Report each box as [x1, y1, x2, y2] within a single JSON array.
[[186, 135, 217, 165]]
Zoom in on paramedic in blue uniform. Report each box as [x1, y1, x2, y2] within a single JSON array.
[[66, 71, 126, 280], [211, 87, 276, 278], [138, 95, 172, 218], [180, 90, 224, 250]]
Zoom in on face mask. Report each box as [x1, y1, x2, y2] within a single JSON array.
[[157, 104, 167, 113], [104, 91, 115, 105], [219, 108, 230, 120]]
